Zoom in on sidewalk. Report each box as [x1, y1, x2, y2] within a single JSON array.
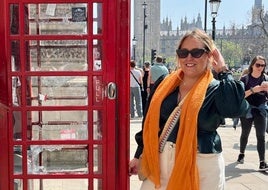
[[129, 118, 268, 190]]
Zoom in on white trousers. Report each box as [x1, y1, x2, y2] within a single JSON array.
[[197, 152, 225, 190], [140, 142, 225, 190]]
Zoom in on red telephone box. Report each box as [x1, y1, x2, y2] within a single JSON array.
[[0, 1, 130, 190]]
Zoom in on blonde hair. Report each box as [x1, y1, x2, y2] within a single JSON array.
[[177, 28, 216, 52]]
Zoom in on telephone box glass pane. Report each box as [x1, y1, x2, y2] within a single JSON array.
[[27, 76, 88, 106], [14, 145, 22, 174], [93, 3, 102, 34], [10, 4, 19, 35], [13, 111, 22, 140], [93, 145, 102, 174], [14, 179, 23, 190], [30, 179, 88, 189], [29, 110, 88, 141], [27, 40, 88, 72], [11, 41, 21, 72], [27, 145, 88, 174], [93, 178, 103, 190], [93, 110, 103, 140], [12, 76, 21, 106], [27, 4, 88, 35], [93, 39, 102, 71]]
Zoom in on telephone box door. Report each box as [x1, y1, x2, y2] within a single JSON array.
[[0, 1, 130, 190]]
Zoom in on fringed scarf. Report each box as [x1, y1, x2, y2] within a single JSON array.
[[141, 69, 213, 189]]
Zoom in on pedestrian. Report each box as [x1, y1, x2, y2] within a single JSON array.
[[232, 118, 239, 129], [129, 29, 249, 190], [130, 60, 143, 118], [141, 61, 150, 113], [147, 55, 169, 94], [237, 55, 268, 171]]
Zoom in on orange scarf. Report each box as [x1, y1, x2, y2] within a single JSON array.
[[141, 69, 213, 189]]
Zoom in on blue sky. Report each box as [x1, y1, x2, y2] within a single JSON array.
[[161, 0, 268, 29]]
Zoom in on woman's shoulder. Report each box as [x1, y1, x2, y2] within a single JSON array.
[[208, 79, 219, 88]]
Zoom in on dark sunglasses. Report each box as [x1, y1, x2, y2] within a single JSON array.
[[176, 48, 208, 58], [255, 63, 266, 68]]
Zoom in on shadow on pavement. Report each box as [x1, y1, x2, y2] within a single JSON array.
[[225, 162, 257, 181], [232, 143, 257, 151]]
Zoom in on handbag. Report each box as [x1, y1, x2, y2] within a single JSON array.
[[130, 71, 143, 91]]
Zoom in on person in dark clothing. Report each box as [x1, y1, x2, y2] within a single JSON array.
[[141, 61, 150, 113], [237, 55, 268, 171]]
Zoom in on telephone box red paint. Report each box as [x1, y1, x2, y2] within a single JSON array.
[[0, 1, 130, 190]]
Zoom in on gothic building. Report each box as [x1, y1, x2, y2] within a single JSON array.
[[180, 13, 202, 31], [133, 0, 268, 67], [159, 0, 268, 66], [160, 14, 203, 59], [252, 0, 264, 24]]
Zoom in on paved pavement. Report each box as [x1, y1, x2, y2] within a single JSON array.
[[129, 118, 268, 190]]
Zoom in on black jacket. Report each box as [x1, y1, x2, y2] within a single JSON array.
[[134, 72, 249, 158]]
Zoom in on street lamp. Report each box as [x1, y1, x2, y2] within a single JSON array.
[[142, 2, 147, 65], [132, 36, 137, 61], [204, 0, 208, 32], [209, 0, 221, 40]]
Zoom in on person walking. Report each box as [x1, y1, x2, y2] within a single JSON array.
[[130, 60, 143, 118], [141, 61, 150, 113], [147, 55, 169, 94], [129, 29, 249, 190], [237, 55, 268, 171]]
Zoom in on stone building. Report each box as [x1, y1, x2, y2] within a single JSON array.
[[160, 14, 203, 60], [133, 0, 268, 67], [133, 0, 160, 66]]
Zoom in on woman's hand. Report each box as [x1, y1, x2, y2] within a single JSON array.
[[261, 81, 268, 92], [129, 158, 139, 176], [211, 48, 226, 73], [252, 85, 267, 93]]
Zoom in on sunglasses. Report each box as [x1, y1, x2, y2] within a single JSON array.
[[255, 63, 266, 68], [176, 48, 208, 58]]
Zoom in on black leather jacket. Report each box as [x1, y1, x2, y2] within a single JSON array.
[[134, 72, 249, 158]]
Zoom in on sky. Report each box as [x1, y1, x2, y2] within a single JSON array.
[[161, 0, 268, 30]]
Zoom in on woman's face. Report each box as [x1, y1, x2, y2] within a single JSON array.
[[178, 36, 211, 78], [252, 59, 266, 75]]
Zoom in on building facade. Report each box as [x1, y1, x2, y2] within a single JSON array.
[[133, 0, 160, 65], [133, 0, 268, 68]]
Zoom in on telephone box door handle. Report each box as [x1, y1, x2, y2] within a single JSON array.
[[107, 82, 117, 99]]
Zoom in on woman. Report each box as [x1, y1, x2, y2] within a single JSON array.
[[129, 29, 249, 190], [237, 55, 268, 171]]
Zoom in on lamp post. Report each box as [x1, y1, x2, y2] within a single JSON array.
[[204, 0, 207, 32], [132, 36, 137, 61], [142, 2, 147, 65], [209, 0, 221, 40]]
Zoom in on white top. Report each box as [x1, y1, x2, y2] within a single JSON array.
[[130, 68, 142, 87]]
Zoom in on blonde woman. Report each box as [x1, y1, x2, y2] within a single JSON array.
[[129, 29, 249, 190]]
